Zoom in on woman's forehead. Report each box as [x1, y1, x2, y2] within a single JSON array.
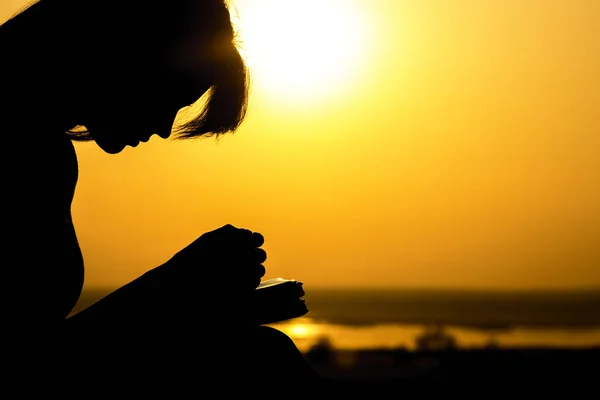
[[178, 0, 235, 39], [167, 17, 236, 79]]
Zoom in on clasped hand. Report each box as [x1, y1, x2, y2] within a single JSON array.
[[156, 224, 267, 325], [167, 224, 267, 293], [67, 225, 267, 330]]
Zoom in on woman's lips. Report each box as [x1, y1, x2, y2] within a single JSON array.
[[128, 134, 152, 146]]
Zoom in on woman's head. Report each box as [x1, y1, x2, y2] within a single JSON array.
[[2, 0, 249, 154]]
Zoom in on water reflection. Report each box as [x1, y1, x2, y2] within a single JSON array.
[[269, 317, 600, 353]]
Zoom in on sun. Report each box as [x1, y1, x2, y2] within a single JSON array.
[[232, 0, 368, 102]]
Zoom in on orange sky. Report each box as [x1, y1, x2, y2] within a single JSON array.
[[3, 0, 599, 290]]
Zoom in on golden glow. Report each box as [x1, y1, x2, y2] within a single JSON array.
[[268, 319, 323, 352], [271, 318, 321, 340], [288, 323, 312, 337], [3, 1, 599, 290], [273, 319, 317, 337], [233, 0, 368, 101]]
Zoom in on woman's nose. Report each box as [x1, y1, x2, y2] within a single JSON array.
[[157, 109, 179, 139]]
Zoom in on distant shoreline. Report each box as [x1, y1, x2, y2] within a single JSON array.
[[80, 285, 600, 293], [72, 286, 600, 331]]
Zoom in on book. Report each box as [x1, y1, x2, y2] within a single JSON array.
[[254, 278, 308, 325]]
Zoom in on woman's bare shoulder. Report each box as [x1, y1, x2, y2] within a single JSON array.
[[7, 131, 79, 216], [63, 135, 79, 209]]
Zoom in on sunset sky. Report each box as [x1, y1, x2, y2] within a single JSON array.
[[2, 0, 599, 290]]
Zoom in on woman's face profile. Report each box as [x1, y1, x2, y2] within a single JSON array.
[[85, 96, 180, 155], [84, 62, 210, 155], [81, 2, 236, 154]]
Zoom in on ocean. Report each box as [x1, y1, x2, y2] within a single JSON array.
[[74, 287, 600, 353]]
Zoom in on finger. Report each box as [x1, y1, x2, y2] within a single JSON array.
[[209, 225, 251, 245], [256, 264, 266, 279], [230, 227, 254, 244], [219, 225, 263, 246], [240, 263, 266, 280], [251, 265, 266, 289], [239, 265, 265, 291], [251, 232, 264, 247], [254, 248, 267, 264], [233, 229, 264, 248]]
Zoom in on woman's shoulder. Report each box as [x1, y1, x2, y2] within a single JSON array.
[[9, 130, 79, 215], [63, 134, 79, 185], [62, 134, 79, 212]]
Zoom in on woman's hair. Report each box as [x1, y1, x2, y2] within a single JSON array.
[[0, 0, 250, 141]]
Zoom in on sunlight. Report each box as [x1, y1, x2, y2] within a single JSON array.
[[288, 323, 312, 337], [271, 318, 320, 339], [233, 0, 368, 101]]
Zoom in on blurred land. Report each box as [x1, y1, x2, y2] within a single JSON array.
[[313, 346, 600, 394]]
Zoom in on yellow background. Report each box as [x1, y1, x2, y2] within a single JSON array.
[[3, 0, 599, 290]]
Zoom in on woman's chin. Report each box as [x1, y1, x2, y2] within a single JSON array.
[[96, 140, 127, 154]]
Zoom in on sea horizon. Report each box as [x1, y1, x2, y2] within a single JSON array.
[[71, 285, 600, 352], [74, 285, 600, 328]]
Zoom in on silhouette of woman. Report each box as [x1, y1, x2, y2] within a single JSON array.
[[1, 0, 318, 390]]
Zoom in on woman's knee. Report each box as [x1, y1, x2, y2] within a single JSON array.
[[255, 325, 297, 348], [252, 326, 318, 380]]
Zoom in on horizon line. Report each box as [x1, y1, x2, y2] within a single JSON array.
[[80, 285, 600, 293]]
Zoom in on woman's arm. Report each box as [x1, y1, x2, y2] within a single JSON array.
[[65, 224, 266, 331]]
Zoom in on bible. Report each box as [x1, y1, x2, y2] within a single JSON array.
[[254, 278, 308, 325]]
